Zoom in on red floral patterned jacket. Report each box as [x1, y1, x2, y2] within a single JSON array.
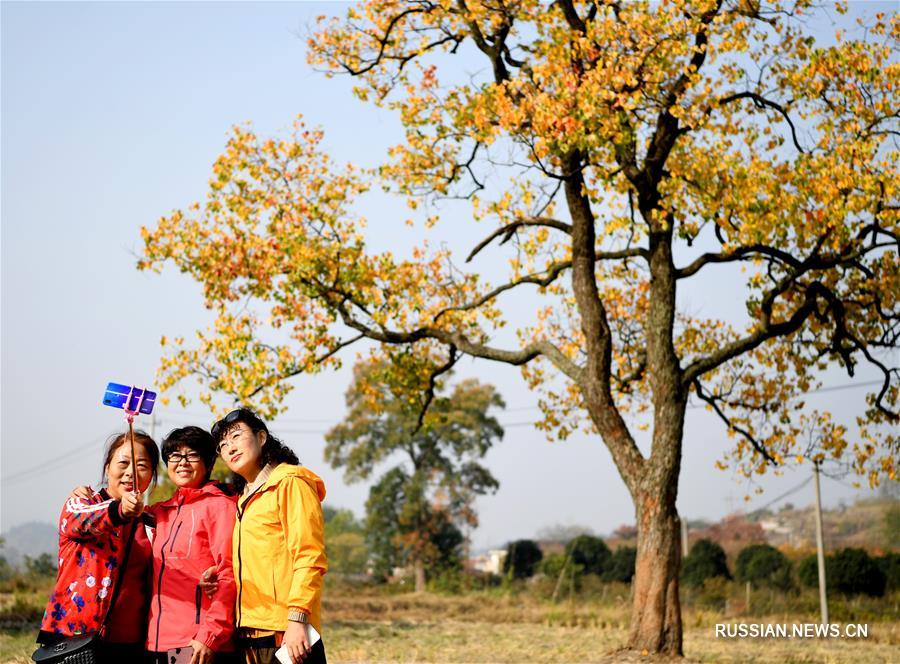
[[39, 489, 153, 644]]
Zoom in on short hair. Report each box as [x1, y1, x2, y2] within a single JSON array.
[[161, 426, 217, 480]]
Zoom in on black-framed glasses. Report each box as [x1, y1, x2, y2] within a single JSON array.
[[167, 451, 203, 465]]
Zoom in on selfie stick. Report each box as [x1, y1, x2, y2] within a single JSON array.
[[123, 386, 149, 490]]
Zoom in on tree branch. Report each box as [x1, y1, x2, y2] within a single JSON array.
[[693, 379, 778, 464], [411, 345, 459, 436], [717, 91, 805, 153], [676, 243, 803, 279], [466, 217, 573, 263]]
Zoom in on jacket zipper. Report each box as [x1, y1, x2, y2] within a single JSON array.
[[169, 522, 183, 552], [235, 486, 264, 629], [154, 496, 184, 652]]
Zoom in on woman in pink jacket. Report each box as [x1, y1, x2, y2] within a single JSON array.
[[144, 426, 241, 664]]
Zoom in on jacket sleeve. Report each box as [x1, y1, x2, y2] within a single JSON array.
[[195, 497, 238, 651], [58, 495, 126, 542], [278, 477, 328, 616]]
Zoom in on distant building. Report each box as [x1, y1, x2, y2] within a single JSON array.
[[468, 549, 507, 575]]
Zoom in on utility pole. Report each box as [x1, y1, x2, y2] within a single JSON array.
[[813, 460, 829, 624], [681, 516, 689, 559]]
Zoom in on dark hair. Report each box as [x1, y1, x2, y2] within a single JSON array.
[[101, 429, 160, 487], [211, 408, 299, 490], [162, 426, 217, 481]]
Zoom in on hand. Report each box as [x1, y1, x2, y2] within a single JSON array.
[[69, 485, 93, 501], [189, 639, 214, 664], [282, 620, 310, 664], [119, 491, 144, 518], [199, 566, 218, 599]]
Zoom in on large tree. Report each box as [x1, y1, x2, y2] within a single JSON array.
[[326, 358, 504, 591], [140, 0, 898, 655]]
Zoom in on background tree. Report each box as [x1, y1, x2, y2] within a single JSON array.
[[323, 505, 369, 576], [875, 552, 900, 593], [681, 539, 730, 588], [565, 534, 612, 577], [735, 543, 793, 591], [504, 539, 543, 579], [827, 547, 886, 597], [603, 546, 637, 584], [140, 0, 899, 655], [799, 548, 887, 597], [325, 359, 504, 591]]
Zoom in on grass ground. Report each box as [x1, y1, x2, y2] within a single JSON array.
[[2, 584, 898, 662]]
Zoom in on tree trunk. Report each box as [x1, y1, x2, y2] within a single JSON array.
[[627, 490, 683, 656], [413, 557, 426, 593]]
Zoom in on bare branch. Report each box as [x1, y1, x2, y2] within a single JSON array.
[[410, 345, 459, 436], [676, 243, 802, 279], [693, 379, 778, 465], [467, 217, 573, 262], [717, 91, 806, 153], [245, 333, 366, 399]]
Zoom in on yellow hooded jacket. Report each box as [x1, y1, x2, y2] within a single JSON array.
[[233, 463, 328, 633]]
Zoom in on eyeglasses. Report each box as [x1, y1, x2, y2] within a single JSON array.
[[215, 426, 251, 455], [167, 451, 203, 465]]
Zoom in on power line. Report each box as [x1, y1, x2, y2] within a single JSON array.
[[5, 379, 885, 482], [2, 437, 106, 485], [746, 476, 813, 516]]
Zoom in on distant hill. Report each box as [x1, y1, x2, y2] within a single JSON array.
[[0, 522, 58, 568], [605, 496, 900, 559]]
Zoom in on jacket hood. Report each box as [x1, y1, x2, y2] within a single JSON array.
[[264, 463, 326, 501]]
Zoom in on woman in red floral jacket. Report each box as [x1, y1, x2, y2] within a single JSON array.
[[36, 430, 159, 663]]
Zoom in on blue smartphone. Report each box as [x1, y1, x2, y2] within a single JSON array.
[[102, 382, 156, 414]]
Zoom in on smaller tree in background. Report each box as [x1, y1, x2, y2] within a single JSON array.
[[323, 505, 368, 576], [603, 547, 637, 584], [828, 548, 886, 598], [681, 539, 731, 589], [327, 358, 504, 592], [799, 548, 887, 597], [735, 544, 793, 592], [565, 535, 611, 577], [504, 540, 543, 580], [875, 553, 900, 593]]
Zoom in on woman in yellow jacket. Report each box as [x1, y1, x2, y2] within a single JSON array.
[[211, 408, 327, 664]]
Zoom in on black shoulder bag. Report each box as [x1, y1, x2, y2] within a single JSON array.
[[31, 519, 139, 664]]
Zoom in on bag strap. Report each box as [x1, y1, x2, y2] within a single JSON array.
[[99, 516, 139, 636]]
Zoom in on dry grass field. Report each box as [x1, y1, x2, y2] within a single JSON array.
[[2, 584, 899, 663]]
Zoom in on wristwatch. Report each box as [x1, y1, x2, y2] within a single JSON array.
[[287, 609, 309, 624]]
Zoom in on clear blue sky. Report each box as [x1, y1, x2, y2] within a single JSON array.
[[2, 1, 893, 551]]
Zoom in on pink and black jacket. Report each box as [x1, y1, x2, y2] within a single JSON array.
[[39, 489, 153, 645]]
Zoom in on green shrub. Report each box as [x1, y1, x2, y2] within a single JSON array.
[[681, 539, 730, 588], [829, 548, 886, 597], [798, 555, 820, 588], [735, 543, 793, 591], [503, 539, 543, 579], [564, 535, 611, 576], [875, 552, 900, 592], [798, 549, 886, 597], [602, 546, 636, 583]]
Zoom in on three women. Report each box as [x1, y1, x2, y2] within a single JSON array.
[[38, 409, 328, 664]]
